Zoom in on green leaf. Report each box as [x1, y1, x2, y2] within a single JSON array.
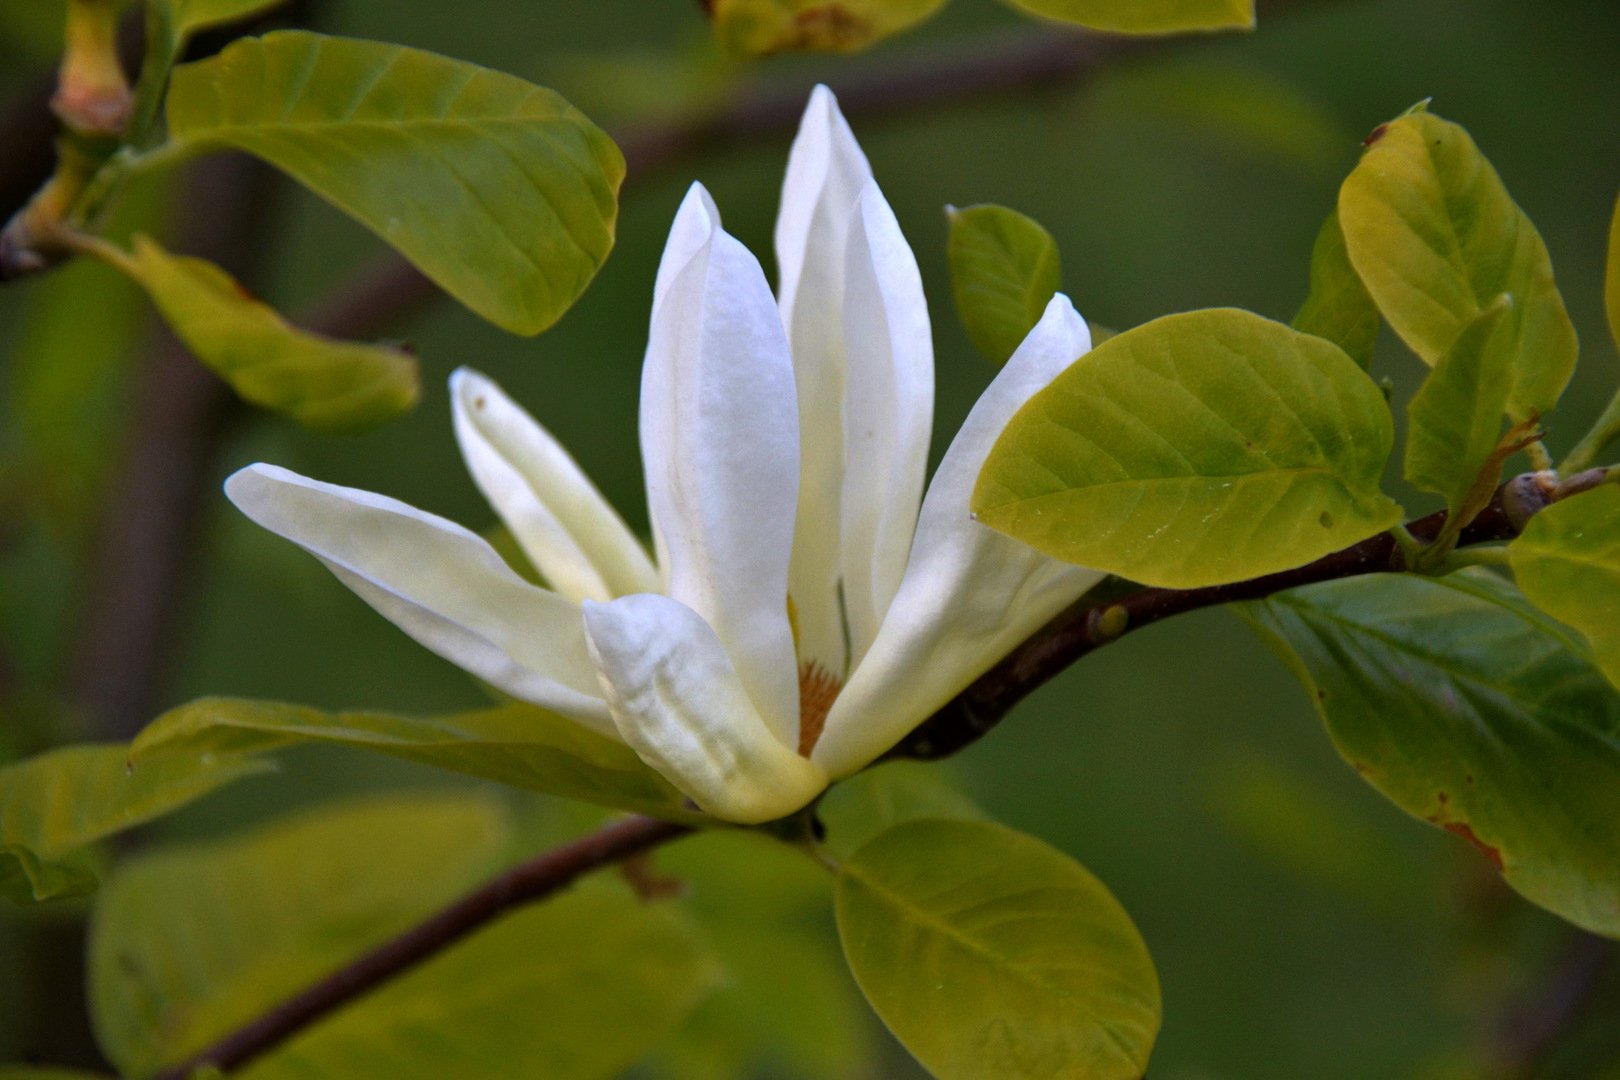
[[133, 0, 292, 136], [1338, 109, 1577, 419], [0, 743, 269, 903], [1240, 571, 1620, 938], [0, 1070, 113, 1080], [89, 795, 722, 1079], [947, 204, 1063, 367], [131, 697, 703, 823], [164, 31, 624, 335], [996, 0, 1253, 34], [1511, 484, 1620, 691], [708, 0, 949, 55], [1293, 209, 1379, 369], [115, 236, 419, 431], [817, 760, 986, 861], [973, 307, 1403, 589], [836, 819, 1160, 1080], [1403, 295, 1518, 518]]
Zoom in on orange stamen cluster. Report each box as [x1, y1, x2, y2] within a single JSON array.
[[797, 660, 841, 757]]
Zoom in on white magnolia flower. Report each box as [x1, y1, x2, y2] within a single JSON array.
[[226, 87, 1103, 824]]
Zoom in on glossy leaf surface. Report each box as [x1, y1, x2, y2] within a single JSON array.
[[947, 204, 1063, 367], [837, 819, 1160, 1079], [166, 31, 624, 335], [0, 743, 267, 903], [1292, 209, 1378, 369], [122, 237, 419, 431], [1243, 571, 1620, 938], [974, 308, 1401, 588], [131, 697, 701, 823], [1338, 109, 1576, 419], [1511, 485, 1620, 691]]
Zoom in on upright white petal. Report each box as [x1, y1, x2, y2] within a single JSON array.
[[775, 84, 874, 675], [838, 181, 933, 665], [812, 296, 1105, 777], [641, 185, 802, 746], [451, 368, 657, 605], [653, 183, 721, 320], [584, 594, 828, 824], [225, 464, 613, 733]]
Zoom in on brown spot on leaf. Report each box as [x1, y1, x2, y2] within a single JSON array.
[[1362, 122, 1390, 146], [1443, 822, 1504, 871]]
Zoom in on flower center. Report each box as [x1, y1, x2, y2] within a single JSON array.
[[797, 660, 841, 757]]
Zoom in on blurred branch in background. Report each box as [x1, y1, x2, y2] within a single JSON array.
[[151, 814, 691, 1080], [307, 23, 1149, 339]]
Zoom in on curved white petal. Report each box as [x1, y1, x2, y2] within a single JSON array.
[[839, 181, 933, 665], [653, 182, 721, 321], [775, 84, 874, 675], [225, 463, 612, 734], [451, 368, 657, 605], [812, 295, 1105, 777], [583, 594, 828, 824], [640, 184, 802, 746]]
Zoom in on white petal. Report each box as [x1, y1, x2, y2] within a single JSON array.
[[653, 182, 722, 321], [775, 84, 874, 675], [226, 464, 613, 734], [838, 181, 933, 665], [812, 296, 1105, 777], [583, 594, 828, 824], [451, 368, 657, 605], [640, 185, 802, 746]]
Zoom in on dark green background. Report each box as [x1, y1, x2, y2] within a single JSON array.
[[3, 0, 1619, 1076]]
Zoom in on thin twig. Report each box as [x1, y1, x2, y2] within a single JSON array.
[[150, 814, 691, 1080]]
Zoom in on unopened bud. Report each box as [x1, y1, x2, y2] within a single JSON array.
[[52, 0, 132, 140]]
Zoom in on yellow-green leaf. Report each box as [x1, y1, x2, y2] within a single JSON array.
[[134, 0, 293, 135], [165, 31, 624, 335], [973, 307, 1403, 589], [1242, 572, 1620, 939], [89, 796, 721, 1079], [0, 743, 269, 903], [708, 0, 948, 55], [947, 204, 1062, 367], [117, 236, 419, 431], [1403, 294, 1517, 518], [1511, 484, 1620, 691], [996, 0, 1253, 34], [131, 697, 703, 823], [1338, 109, 1577, 419], [1293, 209, 1379, 369], [836, 819, 1160, 1080]]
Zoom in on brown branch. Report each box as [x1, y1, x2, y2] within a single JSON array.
[[150, 814, 691, 1080], [892, 487, 1523, 761]]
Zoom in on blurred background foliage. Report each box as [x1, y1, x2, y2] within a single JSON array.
[[2, 0, 1619, 1076]]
